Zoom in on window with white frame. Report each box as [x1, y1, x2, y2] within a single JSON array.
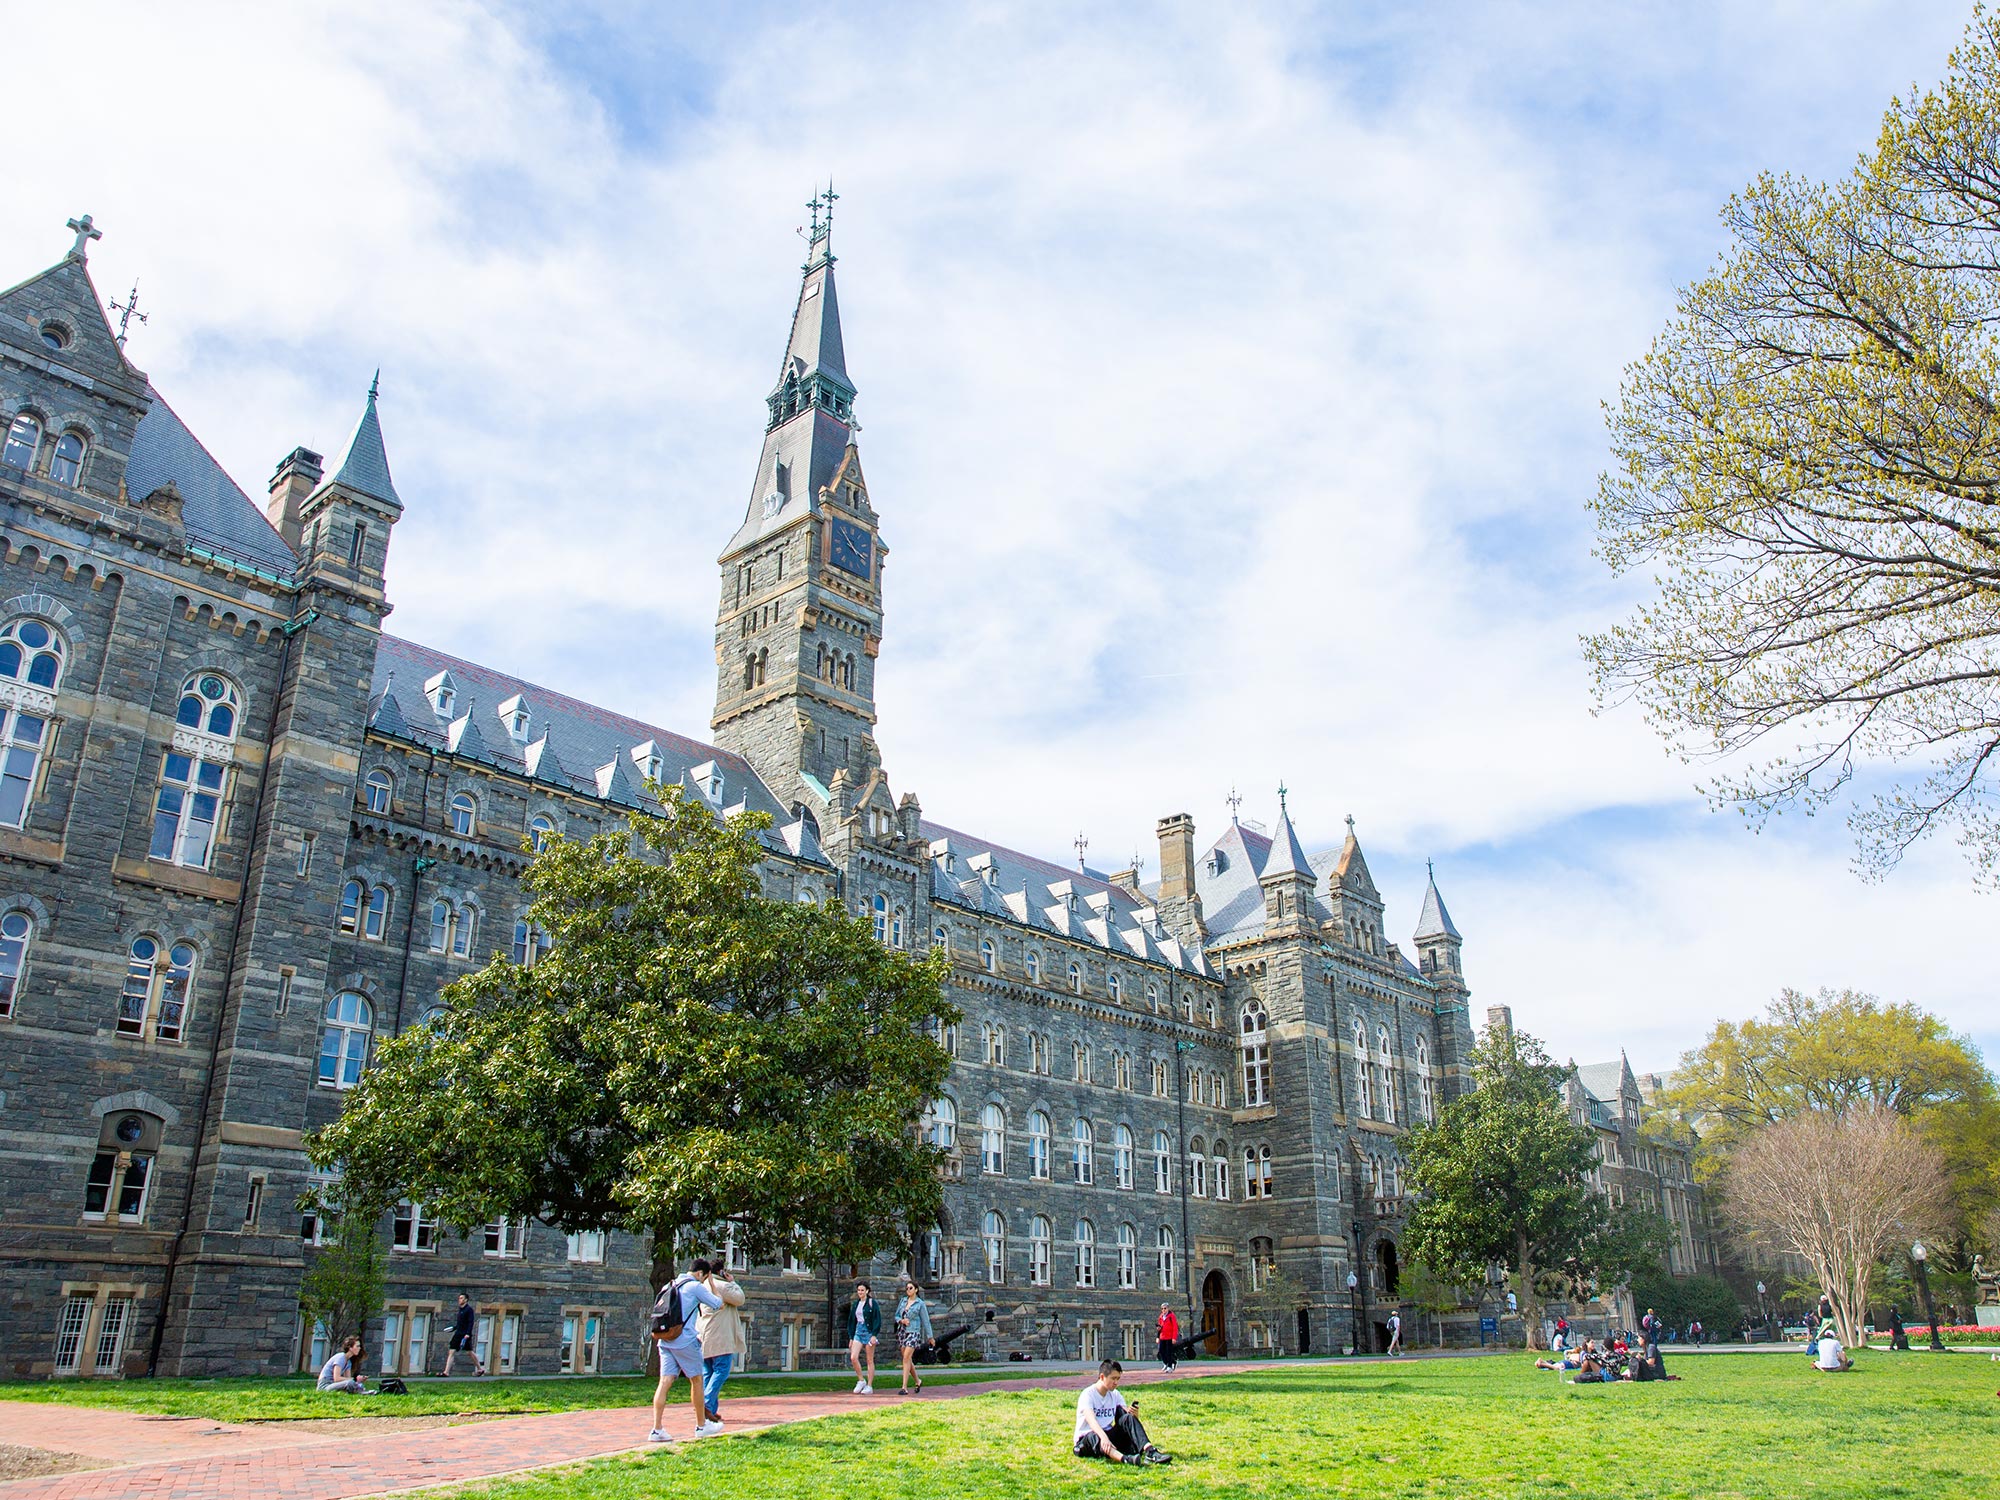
[[981, 1104, 1005, 1173], [1156, 1226, 1176, 1291], [528, 814, 556, 854], [1240, 1001, 1271, 1107], [0, 618, 63, 829], [983, 1023, 1004, 1066], [449, 793, 476, 837], [0, 909, 33, 1017], [363, 769, 392, 815], [1213, 1149, 1230, 1200], [511, 917, 551, 967], [1250, 1237, 1276, 1291], [1152, 1057, 1169, 1097], [1189, 1138, 1208, 1198], [429, 899, 453, 953], [1145, 983, 1159, 1012], [1353, 1021, 1372, 1119], [933, 925, 949, 953], [1074, 1219, 1096, 1287], [872, 894, 888, 943], [983, 1211, 1006, 1283], [476, 1308, 522, 1374], [1029, 1215, 1052, 1285], [1108, 971, 1122, 1003], [1153, 1129, 1172, 1192], [1067, 960, 1082, 993], [484, 1218, 527, 1258], [925, 1095, 957, 1150], [1028, 1111, 1051, 1179], [1073, 1041, 1090, 1083], [1118, 1223, 1137, 1288], [151, 675, 240, 870], [566, 1229, 606, 1263], [377, 1305, 434, 1376], [1030, 1033, 1049, 1074], [1114, 1051, 1131, 1090], [1025, 949, 1040, 983], [116, 936, 196, 1043], [84, 1147, 154, 1223], [979, 937, 995, 972], [53, 1292, 133, 1376], [1113, 1124, 1134, 1189], [317, 991, 373, 1088], [2, 412, 42, 471], [50, 431, 86, 486], [1071, 1117, 1094, 1184], [561, 1311, 604, 1373], [1415, 1037, 1435, 1123], [1377, 1026, 1397, 1124], [392, 1200, 437, 1253]]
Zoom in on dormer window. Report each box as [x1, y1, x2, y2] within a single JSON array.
[[498, 695, 531, 743], [426, 672, 456, 719], [632, 742, 666, 784]]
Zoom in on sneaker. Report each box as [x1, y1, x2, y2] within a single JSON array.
[[853, 1379, 867, 1393], [647, 1429, 673, 1444], [1121, 1453, 1145, 1465], [1143, 1448, 1173, 1466], [861, 1381, 874, 1395], [695, 1420, 724, 1437]]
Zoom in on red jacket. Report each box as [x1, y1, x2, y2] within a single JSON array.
[[1158, 1311, 1179, 1341]]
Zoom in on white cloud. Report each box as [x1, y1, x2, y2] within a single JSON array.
[[5, 0, 1992, 1062]]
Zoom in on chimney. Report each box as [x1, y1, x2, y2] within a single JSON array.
[[1484, 1004, 1513, 1041], [1154, 813, 1206, 943], [266, 446, 323, 548]]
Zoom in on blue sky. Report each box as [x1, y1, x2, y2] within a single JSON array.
[[10, 0, 1995, 1071]]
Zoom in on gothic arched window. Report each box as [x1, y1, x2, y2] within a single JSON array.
[[317, 991, 373, 1089], [1240, 1001, 1271, 1107]]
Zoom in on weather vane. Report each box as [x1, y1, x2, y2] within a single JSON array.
[[1226, 786, 1243, 821], [1277, 780, 1289, 814], [109, 280, 148, 347], [1074, 831, 1089, 871]]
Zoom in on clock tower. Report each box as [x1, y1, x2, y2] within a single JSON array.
[[712, 195, 887, 819]]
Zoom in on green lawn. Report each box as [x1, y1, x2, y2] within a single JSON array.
[[0, 1367, 1060, 1422], [436, 1352, 1999, 1499]]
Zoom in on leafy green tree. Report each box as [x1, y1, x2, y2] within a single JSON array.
[[1404, 1025, 1638, 1349], [308, 787, 957, 1289], [1399, 1257, 1477, 1348], [1626, 1270, 1743, 1337], [298, 1197, 387, 1352], [1586, 7, 2000, 880]]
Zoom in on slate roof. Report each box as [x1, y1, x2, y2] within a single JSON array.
[[1263, 802, 1313, 879], [920, 818, 1212, 977], [368, 635, 824, 864], [1414, 871, 1460, 941], [314, 379, 401, 510], [1575, 1058, 1634, 1105], [125, 384, 300, 577]]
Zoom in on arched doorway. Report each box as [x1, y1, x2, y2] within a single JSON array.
[[1201, 1271, 1229, 1357], [1377, 1239, 1400, 1297], [1296, 1307, 1311, 1355]]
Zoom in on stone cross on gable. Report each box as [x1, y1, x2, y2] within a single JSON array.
[[66, 214, 102, 261], [1345, 813, 1356, 834]]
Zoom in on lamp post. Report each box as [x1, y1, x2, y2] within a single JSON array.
[[1349, 1217, 1365, 1356], [1755, 1282, 1768, 1343], [1911, 1242, 1947, 1352]]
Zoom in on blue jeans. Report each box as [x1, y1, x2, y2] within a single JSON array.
[[702, 1352, 734, 1415]]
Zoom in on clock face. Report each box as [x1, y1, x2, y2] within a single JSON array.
[[828, 518, 873, 578]]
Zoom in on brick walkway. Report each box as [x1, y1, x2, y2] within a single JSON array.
[[0, 1357, 1372, 1500]]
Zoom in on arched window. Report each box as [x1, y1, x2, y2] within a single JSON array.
[[925, 1096, 957, 1149], [152, 676, 238, 870], [981, 1104, 1006, 1173], [0, 616, 64, 688], [1114, 1052, 1131, 1091], [1153, 1129, 1172, 1192], [1072, 1118, 1095, 1184], [1205, 997, 1218, 1026], [1415, 1038, 1435, 1123], [1108, 971, 1122, 1003], [1213, 1146, 1231, 1201], [983, 1023, 1004, 1066], [1152, 1057, 1169, 1097], [117, 937, 159, 1036], [979, 937, 996, 973], [1067, 960, 1082, 994], [1029, 1216, 1052, 1285], [429, 899, 452, 953], [1259, 1142, 1274, 1197], [1117, 1223, 1138, 1288], [1179, 992, 1193, 1022], [1354, 1021, 1372, 1120], [1156, 1226, 1177, 1291], [1028, 1111, 1051, 1179], [2, 412, 41, 470], [363, 769, 392, 815], [512, 917, 550, 968], [363, 885, 391, 942], [317, 991, 373, 1088], [891, 906, 905, 948], [449, 793, 476, 837], [983, 1211, 1006, 1284], [0, 909, 33, 1016], [175, 673, 240, 740], [1189, 1137, 1208, 1198], [0, 621, 61, 828], [1025, 950, 1040, 983], [454, 905, 477, 959], [49, 432, 85, 486], [339, 879, 363, 934], [528, 814, 556, 854], [1114, 1124, 1134, 1189], [934, 925, 949, 954], [1074, 1219, 1096, 1287], [872, 894, 888, 943], [1073, 1041, 1091, 1083], [1240, 1001, 1271, 1107], [1377, 1025, 1397, 1125], [1145, 983, 1159, 1011]]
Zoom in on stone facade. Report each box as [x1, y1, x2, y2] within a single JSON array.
[[0, 212, 1636, 1381]]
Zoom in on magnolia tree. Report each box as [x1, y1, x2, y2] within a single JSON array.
[[308, 787, 958, 1292], [1720, 1105, 1951, 1346]]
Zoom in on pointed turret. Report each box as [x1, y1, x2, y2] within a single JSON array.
[[298, 375, 402, 591], [1258, 787, 1317, 935], [1330, 814, 1389, 957], [1414, 860, 1466, 983]]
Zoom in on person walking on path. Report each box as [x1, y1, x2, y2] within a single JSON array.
[[317, 1336, 369, 1394], [1640, 1308, 1661, 1351], [1386, 1310, 1403, 1356], [846, 1279, 883, 1394], [1689, 1319, 1704, 1348], [1073, 1360, 1173, 1465], [1156, 1304, 1180, 1371], [697, 1258, 747, 1428], [894, 1279, 935, 1395], [649, 1257, 725, 1445], [441, 1294, 483, 1378]]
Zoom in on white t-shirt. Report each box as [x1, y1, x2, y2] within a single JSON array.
[[1074, 1382, 1128, 1442], [1815, 1335, 1846, 1370]]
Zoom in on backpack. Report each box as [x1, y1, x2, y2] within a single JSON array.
[[650, 1276, 690, 1340], [378, 1376, 409, 1395]]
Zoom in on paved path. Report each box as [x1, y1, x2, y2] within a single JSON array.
[[0, 1356, 1447, 1500]]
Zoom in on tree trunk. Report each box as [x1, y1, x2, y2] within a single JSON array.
[[646, 1230, 675, 1379], [1517, 1232, 1544, 1351]]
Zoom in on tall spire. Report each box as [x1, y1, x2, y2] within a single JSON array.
[[769, 184, 853, 432], [1414, 863, 1460, 941], [314, 374, 401, 512], [1262, 786, 1312, 879]]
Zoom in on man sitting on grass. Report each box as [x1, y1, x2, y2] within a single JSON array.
[[1074, 1360, 1172, 1466], [317, 1335, 370, 1394], [1813, 1323, 1854, 1373]]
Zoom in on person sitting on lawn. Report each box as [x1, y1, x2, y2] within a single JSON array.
[[317, 1335, 369, 1394], [1813, 1322, 1854, 1373], [1074, 1360, 1172, 1465]]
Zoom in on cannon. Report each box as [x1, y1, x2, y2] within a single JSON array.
[[914, 1322, 974, 1365], [1171, 1324, 1223, 1359]]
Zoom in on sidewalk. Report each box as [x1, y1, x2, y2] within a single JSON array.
[[0, 1355, 1445, 1500]]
